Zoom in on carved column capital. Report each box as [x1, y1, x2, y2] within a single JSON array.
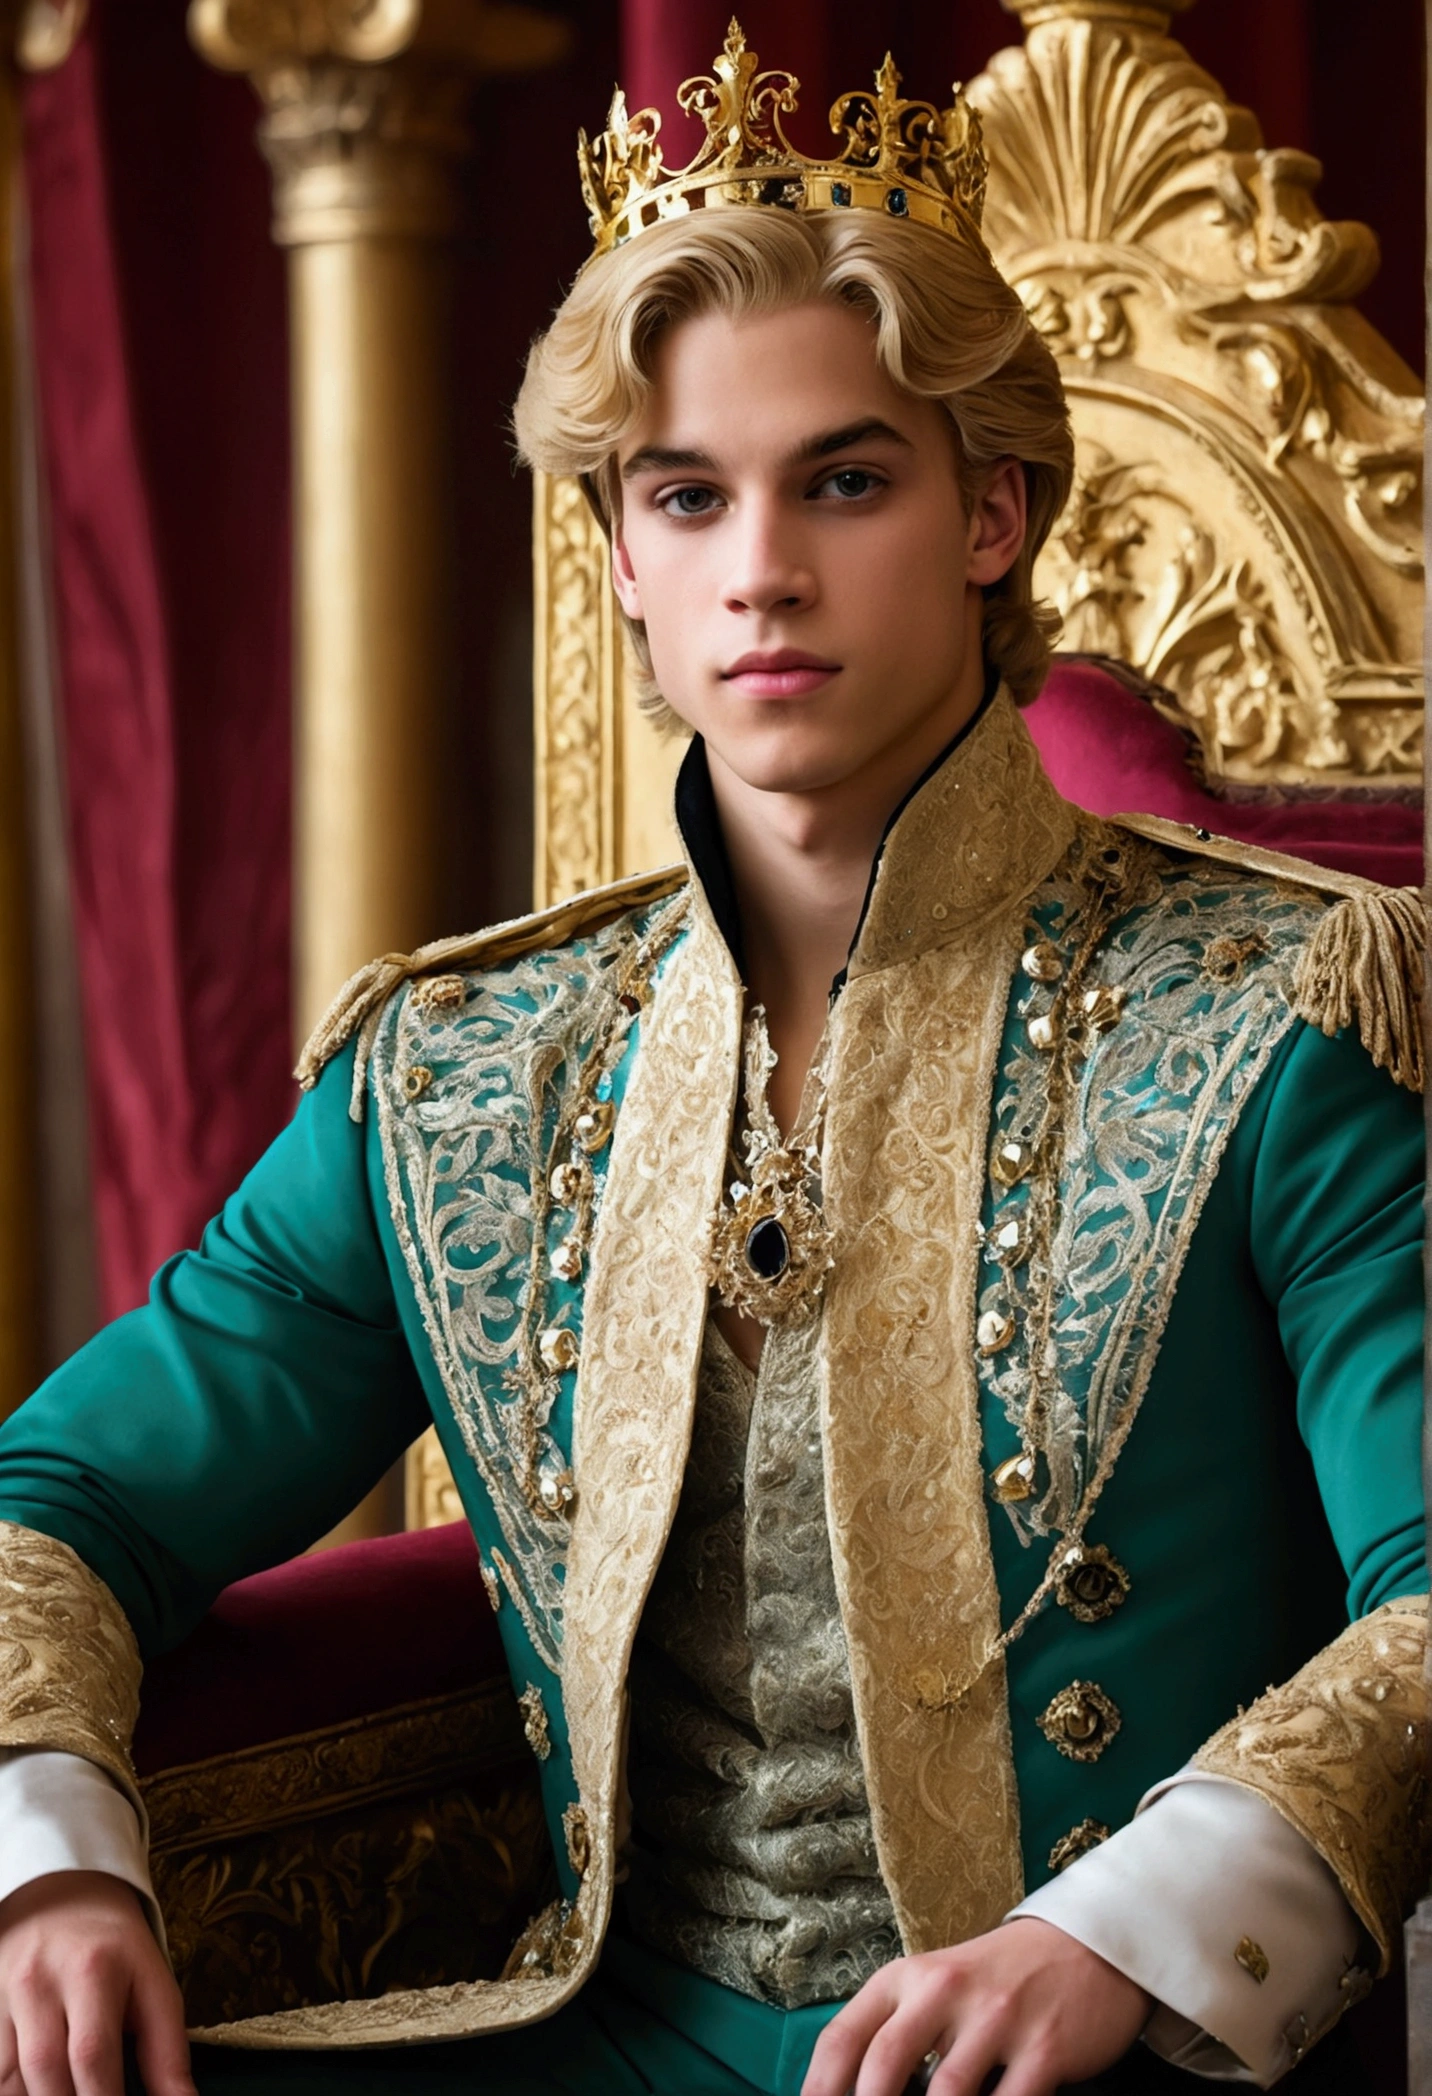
[[8, 0, 87, 69], [1000, 0, 1193, 28], [189, 0, 569, 245]]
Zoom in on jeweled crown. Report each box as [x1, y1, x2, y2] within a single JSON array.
[[578, 20, 988, 260]]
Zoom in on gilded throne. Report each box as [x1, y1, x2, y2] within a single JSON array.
[[142, 0, 1424, 2046]]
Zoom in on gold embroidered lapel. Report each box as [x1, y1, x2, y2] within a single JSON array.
[[560, 898, 744, 1972], [821, 692, 1078, 1950]]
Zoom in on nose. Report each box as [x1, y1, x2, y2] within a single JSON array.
[[722, 497, 817, 619]]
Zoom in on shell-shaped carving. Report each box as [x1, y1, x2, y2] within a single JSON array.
[[189, 0, 421, 70], [971, 14, 1377, 304], [973, 18, 1240, 253]]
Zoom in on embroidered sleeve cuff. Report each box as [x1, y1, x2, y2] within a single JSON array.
[[1009, 1773, 1362, 2086], [0, 1748, 165, 1953]]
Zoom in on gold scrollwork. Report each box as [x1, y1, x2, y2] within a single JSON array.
[[970, 0, 1422, 789], [533, 471, 617, 903]]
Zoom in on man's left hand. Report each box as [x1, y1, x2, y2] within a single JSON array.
[[800, 1917, 1152, 2096]]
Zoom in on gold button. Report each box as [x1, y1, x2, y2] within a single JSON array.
[[549, 1162, 584, 1206], [574, 1102, 615, 1152], [990, 1138, 1034, 1186], [550, 1239, 584, 1283], [991, 1452, 1037, 1502], [412, 973, 464, 1013], [1027, 1011, 1060, 1051], [402, 1065, 432, 1101], [538, 1464, 576, 1516], [1048, 1819, 1110, 1874], [538, 1327, 580, 1374], [1037, 1681, 1121, 1762], [1054, 1543, 1131, 1624], [518, 1684, 553, 1761], [563, 1802, 591, 1877], [1022, 940, 1062, 983], [977, 1309, 1016, 1355], [992, 1216, 1026, 1260], [1080, 985, 1127, 1034], [1235, 1938, 1270, 1985]]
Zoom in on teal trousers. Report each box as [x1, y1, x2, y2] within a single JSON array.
[[175, 1935, 1365, 2096]]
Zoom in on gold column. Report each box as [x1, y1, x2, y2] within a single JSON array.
[[191, 0, 568, 1540], [0, 2, 88, 1421]]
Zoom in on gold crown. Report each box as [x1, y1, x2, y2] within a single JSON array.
[[578, 19, 988, 261]]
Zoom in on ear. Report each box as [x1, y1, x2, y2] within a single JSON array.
[[610, 525, 645, 621], [965, 457, 1028, 588]]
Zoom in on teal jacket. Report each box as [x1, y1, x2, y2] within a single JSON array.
[[0, 691, 1423, 2048]]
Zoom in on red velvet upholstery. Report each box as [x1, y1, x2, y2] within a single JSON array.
[[1027, 660, 1423, 887], [133, 1522, 497, 1777]]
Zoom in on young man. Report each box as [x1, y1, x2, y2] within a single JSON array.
[[0, 27, 1423, 2096]]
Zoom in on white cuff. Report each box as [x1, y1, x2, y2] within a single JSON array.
[[1009, 1771, 1364, 2086], [0, 1747, 165, 1953]]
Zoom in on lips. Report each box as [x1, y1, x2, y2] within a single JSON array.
[[721, 649, 840, 698]]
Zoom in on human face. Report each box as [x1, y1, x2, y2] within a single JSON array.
[[611, 299, 1026, 805]]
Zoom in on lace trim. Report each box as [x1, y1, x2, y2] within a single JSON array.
[[822, 696, 1079, 1951], [373, 905, 669, 1673], [979, 837, 1323, 1544], [0, 1521, 141, 1802], [1192, 1596, 1430, 1971]]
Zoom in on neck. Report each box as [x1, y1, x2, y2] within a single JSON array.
[[704, 660, 991, 1129]]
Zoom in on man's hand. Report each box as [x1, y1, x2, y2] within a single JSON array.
[[801, 1917, 1152, 2096], [0, 1872, 194, 2096]]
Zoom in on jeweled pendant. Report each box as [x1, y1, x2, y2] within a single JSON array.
[[710, 1146, 833, 1327], [745, 1215, 790, 1281]]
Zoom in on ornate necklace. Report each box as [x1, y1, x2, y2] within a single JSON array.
[[708, 1009, 835, 1326]]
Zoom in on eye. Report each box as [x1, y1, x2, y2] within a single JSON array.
[[815, 467, 884, 501], [659, 485, 721, 518]]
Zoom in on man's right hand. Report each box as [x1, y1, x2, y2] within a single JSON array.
[[0, 1873, 194, 2096]]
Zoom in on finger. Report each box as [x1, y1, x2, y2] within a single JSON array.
[[930, 2020, 1052, 2096], [65, 2010, 123, 2096], [15, 1991, 77, 2096], [126, 1961, 195, 2096], [854, 2007, 956, 2096], [802, 1974, 899, 2096], [966, 2042, 1063, 2096], [0, 2016, 21, 2096]]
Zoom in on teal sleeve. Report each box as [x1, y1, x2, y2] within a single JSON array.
[[1249, 1020, 1426, 1615], [0, 1040, 430, 1655]]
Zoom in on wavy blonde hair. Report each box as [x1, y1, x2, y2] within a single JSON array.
[[514, 208, 1073, 717]]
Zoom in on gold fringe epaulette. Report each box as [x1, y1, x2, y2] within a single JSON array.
[[295, 865, 688, 1114], [1115, 815, 1426, 1094]]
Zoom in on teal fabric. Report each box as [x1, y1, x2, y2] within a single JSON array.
[[981, 1014, 1426, 1896], [0, 936, 1422, 1979]]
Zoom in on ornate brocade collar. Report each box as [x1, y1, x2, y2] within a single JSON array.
[[674, 679, 1079, 991]]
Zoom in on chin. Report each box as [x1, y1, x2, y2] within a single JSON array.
[[709, 726, 870, 799]]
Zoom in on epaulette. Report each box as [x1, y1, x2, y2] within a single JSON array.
[[294, 864, 688, 1104], [1113, 813, 1426, 1093]]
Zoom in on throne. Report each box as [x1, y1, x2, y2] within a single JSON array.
[[141, 0, 1421, 2072]]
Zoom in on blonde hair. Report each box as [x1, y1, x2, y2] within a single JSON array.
[[514, 208, 1073, 715]]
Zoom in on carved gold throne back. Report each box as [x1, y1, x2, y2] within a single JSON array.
[[530, 0, 1424, 915]]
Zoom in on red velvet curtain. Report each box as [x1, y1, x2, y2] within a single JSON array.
[[17, 0, 1425, 1330], [23, 4, 291, 1324]]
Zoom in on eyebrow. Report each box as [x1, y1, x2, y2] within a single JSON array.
[[620, 416, 913, 481]]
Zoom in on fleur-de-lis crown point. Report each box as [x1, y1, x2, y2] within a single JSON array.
[[578, 20, 988, 259]]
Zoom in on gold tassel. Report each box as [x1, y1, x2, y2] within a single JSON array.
[[1291, 887, 1426, 1093]]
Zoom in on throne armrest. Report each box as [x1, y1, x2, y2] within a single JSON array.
[[133, 1523, 550, 2028]]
